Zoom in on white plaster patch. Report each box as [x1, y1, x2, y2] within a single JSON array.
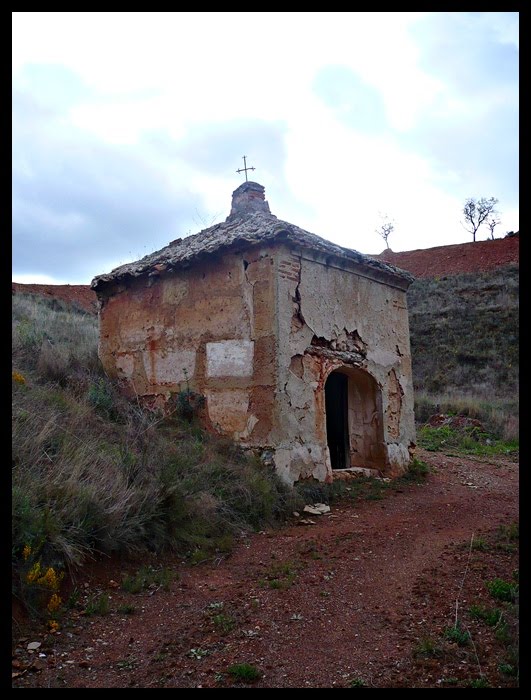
[[206, 390, 250, 433], [386, 443, 410, 471], [285, 373, 312, 410], [273, 444, 328, 485], [271, 448, 293, 485], [115, 353, 135, 379], [143, 349, 196, 384], [368, 348, 400, 367], [235, 413, 259, 440], [206, 340, 254, 377]]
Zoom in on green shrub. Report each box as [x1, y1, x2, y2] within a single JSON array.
[[259, 560, 299, 590], [400, 457, 430, 482], [417, 424, 518, 456], [495, 623, 512, 645], [413, 637, 442, 658], [497, 522, 519, 542], [468, 604, 502, 626], [470, 537, 488, 551], [211, 612, 236, 635], [349, 677, 367, 687], [117, 603, 136, 615], [227, 663, 261, 682], [122, 566, 174, 593], [486, 578, 518, 603], [84, 593, 110, 616], [87, 378, 116, 419], [443, 623, 471, 646], [499, 663, 517, 677], [174, 387, 205, 422], [466, 677, 490, 688]]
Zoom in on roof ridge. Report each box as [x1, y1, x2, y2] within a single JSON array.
[[92, 210, 414, 291]]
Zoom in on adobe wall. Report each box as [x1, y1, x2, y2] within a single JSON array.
[[273, 245, 416, 484], [96, 240, 416, 485], [97, 246, 278, 445]]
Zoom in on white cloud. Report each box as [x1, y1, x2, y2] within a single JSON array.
[[12, 11, 519, 283], [12, 272, 73, 285]]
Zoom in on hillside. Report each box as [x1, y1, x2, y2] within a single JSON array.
[[11, 282, 98, 315], [12, 235, 519, 313], [407, 264, 519, 399], [12, 236, 519, 437], [372, 235, 519, 278]]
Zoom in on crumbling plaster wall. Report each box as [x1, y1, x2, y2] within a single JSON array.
[[97, 246, 278, 445], [274, 245, 416, 484]]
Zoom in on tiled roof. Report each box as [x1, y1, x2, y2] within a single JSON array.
[[92, 185, 414, 291]]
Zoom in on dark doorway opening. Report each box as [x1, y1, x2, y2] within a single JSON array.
[[325, 371, 350, 470]]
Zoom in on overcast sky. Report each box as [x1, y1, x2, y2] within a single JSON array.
[[13, 11, 519, 285]]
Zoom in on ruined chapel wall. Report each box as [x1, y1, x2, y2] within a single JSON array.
[[273, 245, 416, 483], [97, 248, 278, 444]]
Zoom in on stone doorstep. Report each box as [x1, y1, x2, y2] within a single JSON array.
[[332, 466, 383, 481]]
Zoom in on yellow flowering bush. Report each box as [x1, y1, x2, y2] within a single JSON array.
[[12, 370, 26, 384], [40, 566, 63, 590], [47, 593, 62, 613], [21, 545, 65, 621], [25, 561, 63, 590], [26, 561, 42, 584]]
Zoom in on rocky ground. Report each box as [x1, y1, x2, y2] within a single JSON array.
[[12, 448, 519, 689]]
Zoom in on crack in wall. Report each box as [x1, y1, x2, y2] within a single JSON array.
[[386, 369, 404, 439], [290, 255, 306, 332], [288, 354, 304, 378], [242, 257, 256, 339]]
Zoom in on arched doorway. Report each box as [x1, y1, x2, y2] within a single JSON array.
[[325, 367, 385, 470]]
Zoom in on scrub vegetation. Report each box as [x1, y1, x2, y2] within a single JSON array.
[[12, 293, 297, 617], [408, 264, 518, 441]]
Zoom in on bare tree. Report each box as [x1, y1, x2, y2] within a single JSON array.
[[461, 197, 499, 242], [486, 215, 501, 240], [376, 213, 395, 250]]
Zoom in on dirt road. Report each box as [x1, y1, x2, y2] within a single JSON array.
[[12, 448, 519, 688]]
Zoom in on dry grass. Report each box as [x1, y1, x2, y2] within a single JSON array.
[[408, 264, 518, 441], [12, 294, 296, 613], [12, 265, 519, 615], [408, 264, 518, 399], [414, 390, 519, 442], [13, 293, 100, 380]]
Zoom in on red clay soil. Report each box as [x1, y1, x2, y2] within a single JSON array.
[[12, 235, 519, 315], [12, 448, 519, 689], [11, 283, 98, 315], [372, 235, 519, 279]]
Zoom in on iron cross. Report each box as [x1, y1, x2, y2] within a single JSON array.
[[236, 155, 255, 182]]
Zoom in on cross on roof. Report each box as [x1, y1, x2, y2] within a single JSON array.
[[236, 155, 255, 182]]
